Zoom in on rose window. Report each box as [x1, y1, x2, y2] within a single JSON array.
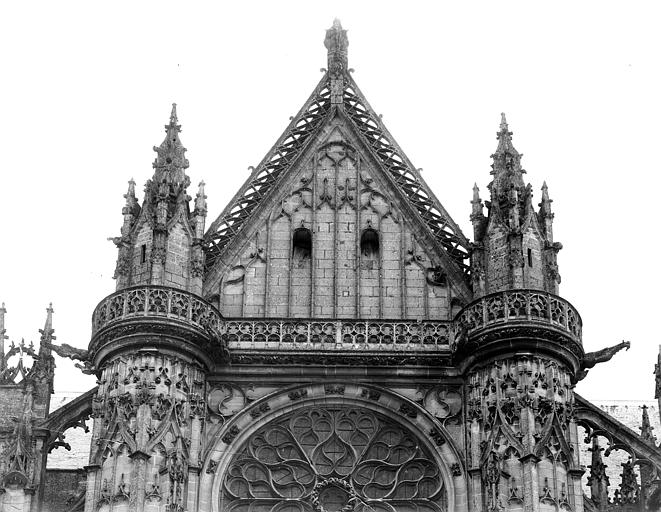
[[222, 406, 447, 512]]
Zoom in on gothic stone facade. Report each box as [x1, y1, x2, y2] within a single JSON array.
[[2, 20, 661, 512]]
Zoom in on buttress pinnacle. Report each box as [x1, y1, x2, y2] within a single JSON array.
[[153, 103, 190, 174], [39, 303, 55, 356], [490, 113, 525, 194], [494, 112, 519, 158], [195, 181, 208, 215], [640, 405, 656, 443]]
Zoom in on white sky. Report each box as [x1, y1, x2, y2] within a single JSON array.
[[1, 1, 660, 403]]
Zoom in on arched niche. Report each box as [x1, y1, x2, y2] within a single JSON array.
[[292, 227, 313, 262], [360, 228, 380, 260], [203, 385, 466, 512]]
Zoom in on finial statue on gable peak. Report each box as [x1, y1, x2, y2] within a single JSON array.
[[325, 19, 349, 104]]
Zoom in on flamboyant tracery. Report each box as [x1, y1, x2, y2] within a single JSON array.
[[2, 19, 660, 512], [222, 406, 448, 512]]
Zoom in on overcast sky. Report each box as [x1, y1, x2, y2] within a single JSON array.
[[1, 1, 660, 403]]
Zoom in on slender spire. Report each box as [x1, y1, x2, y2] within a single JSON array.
[[154, 103, 188, 178], [491, 113, 524, 187], [539, 181, 553, 214], [195, 181, 207, 215], [587, 436, 609, 507], [472, 183, 481, 203], [471, 183, 484, 219], [324, 19, 348, 104], [495, 113, 519, 156], [121, 178, 139, 235], [38, 303, 54, 356], [0, 303, 7, 372], [124, 178, 138, 210], [640, 405, 656, 444]]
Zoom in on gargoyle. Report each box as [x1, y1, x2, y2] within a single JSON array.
[[42, 341, 97, 375], [577, 340, 630, 381]]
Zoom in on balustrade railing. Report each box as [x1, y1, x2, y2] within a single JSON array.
[[92, 287, 580, 353], [92, 285, 222, 334], [454, 289, 582, 343], [220, 319, 451, 351]]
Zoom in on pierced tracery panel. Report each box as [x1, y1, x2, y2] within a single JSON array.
[[222, 406, 447, 512]]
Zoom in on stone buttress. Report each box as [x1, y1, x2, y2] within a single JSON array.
[[84, 106, 222, 512], [0, 305, 58, 512], [455, 117, 585, 511]]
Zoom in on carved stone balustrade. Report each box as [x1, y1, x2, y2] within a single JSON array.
[[222, 318, 450, 350], [453, 289, 584, 373], [89, 285, 223, 369], [222, 318, 452, 366]]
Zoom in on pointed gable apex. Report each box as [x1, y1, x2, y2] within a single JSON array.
[[204, 105, 472, 318], [203, 22, 471, 285]]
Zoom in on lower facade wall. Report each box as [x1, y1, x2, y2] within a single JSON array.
[[43, 469, 86, 512]]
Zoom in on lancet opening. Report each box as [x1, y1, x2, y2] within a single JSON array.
[[292, 227, 312, 261]]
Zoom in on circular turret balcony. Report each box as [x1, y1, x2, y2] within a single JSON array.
[[452, 289, 583, 373], [89, 285, 223, 369]]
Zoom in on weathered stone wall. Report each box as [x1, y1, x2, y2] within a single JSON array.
[[164, 222, 191, 289], [485, 225, 508, 293], [213, 126, 457, 320], [0, 385, 27, 430], [522, 226, 544, 289], [130, 224, 153, 285], [47, 393, 92, 470], [42, 469, 86, 512]]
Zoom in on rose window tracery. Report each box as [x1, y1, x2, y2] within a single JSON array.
[[222, 406, 447, 512]]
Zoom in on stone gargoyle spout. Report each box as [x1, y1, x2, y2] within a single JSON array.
[[576, 340, 630, 381], [42, 340, 97, 375]]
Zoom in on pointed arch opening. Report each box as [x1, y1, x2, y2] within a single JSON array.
[[360, 228, 380, 259], [292, 227, 312, 262]]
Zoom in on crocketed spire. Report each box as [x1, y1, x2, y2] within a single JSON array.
[[471, 114, 561, 296], [490, 113, 525, 196], [152, 103, 190, 192]]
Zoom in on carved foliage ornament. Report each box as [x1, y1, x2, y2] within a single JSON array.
[[222, 406, 448, 512]]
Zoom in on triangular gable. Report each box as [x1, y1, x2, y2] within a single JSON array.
[[204, 76, 332, 269], [203, 101, 473, 314], [203, 37, 471, 287], [341, 75, 470, 274]]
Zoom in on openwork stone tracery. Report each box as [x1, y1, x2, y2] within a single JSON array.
[[222, 406, 448, 512]]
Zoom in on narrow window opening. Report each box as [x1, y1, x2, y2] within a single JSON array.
[[360, 229, 380, 259], [141, 244, 147, 264], [527, 248, 533, 267], [292, 228, 312, 262]]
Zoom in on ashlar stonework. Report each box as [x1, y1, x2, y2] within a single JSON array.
[[2, 19, 661, 512]]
